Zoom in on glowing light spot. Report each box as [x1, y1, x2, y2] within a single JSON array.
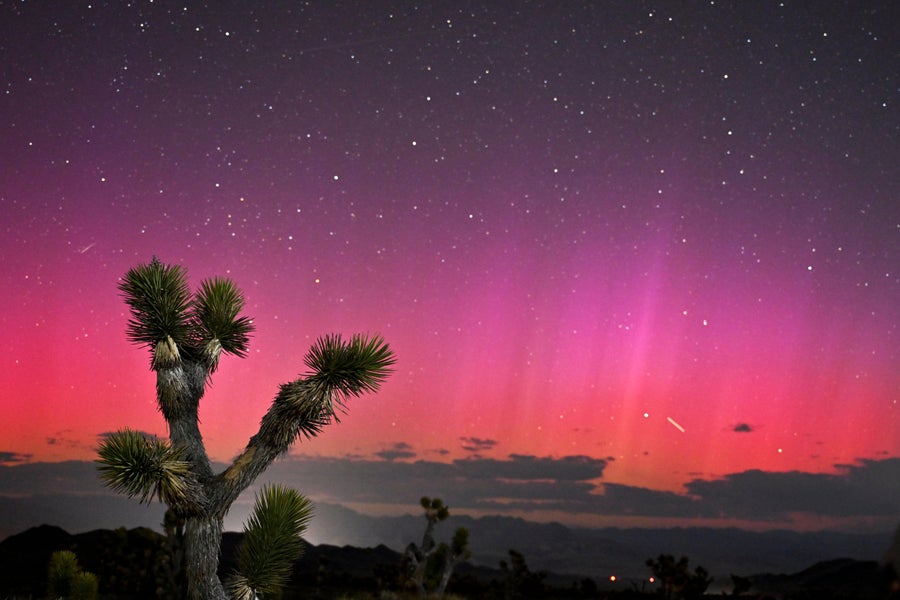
[[643, 412, 650, 418]]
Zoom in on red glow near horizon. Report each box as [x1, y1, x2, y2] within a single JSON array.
[[3, 219, 896, 496]]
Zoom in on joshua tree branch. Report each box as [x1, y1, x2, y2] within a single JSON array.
[[215, 334, 394, 510]]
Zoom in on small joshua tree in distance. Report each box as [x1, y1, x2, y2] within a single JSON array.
[[96, 258, 395, 600], [405, 496, 471, 597]]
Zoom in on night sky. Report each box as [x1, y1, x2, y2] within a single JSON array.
[[1, 2, 898, 538]]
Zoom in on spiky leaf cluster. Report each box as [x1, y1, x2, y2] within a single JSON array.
[[303, 333, 395, 413], [229, 484, 313, 600], [420, 496, 450, 521], [47, 551, 98, 600], [70, 572, 99, 600], [119, 258, 254, 370], [96, 429, 191, 505], [119, 258, 192, 353], [451, 527, 471, 557], [47, 550, 80, 597], [193, 277, 254, 361]]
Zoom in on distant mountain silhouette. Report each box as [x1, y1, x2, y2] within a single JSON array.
[[305, 502, 894, 580], [1, 524, 895, 598], [749, 557, 893, 599]]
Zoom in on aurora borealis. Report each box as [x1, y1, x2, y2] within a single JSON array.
[[1, 2, 897, 538]]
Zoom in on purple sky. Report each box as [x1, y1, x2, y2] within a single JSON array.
[[1, 2, 898, 540]]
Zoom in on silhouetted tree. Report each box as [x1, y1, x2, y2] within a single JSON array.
[[646, 554, 713, 600], [500, 549, 546, 599], [96, 258, 395, 600], [435, 526, 472, 596], [730, 573, 752, 596], [404, 496, 471, 597]]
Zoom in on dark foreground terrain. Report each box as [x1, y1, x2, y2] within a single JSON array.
[[0, 525, 896, 599]]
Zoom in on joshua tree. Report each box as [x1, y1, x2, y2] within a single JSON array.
[[434, 526, 472, 597], [96, 258, 395, 600], [404, 496, 471, 597], [499, 549, 546, 600]]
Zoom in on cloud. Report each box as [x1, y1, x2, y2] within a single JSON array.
[[459, 437, 498, 453], [375, 442, 417, 461], [684, 458, 900, 518], [1, 456, 898, 540], [453, 454, 606, 481], [733, 423, 753, 433], [0, 460, 104, 496], [0, 452, 31, 465], [256, 454, 608, 512], [260, 455, 900, 526], [44, 430, 98, 454]]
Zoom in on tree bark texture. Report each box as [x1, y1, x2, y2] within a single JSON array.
[[184, 516, 228, 600]]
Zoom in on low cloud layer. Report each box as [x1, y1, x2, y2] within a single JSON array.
[[459, 437, 498, 453], [1, 453, 898, 540], [0, 451, 32, 465], [684, 459, 900, 519], [256, 454, 900, 524], [375, 442, 417, 461]]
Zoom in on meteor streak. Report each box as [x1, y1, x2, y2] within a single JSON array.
[[667, 417, 685, 433]]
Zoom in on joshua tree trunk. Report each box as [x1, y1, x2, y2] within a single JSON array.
[[185, 517, 227, 600]]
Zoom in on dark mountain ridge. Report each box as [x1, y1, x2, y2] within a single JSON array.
[[305, 503, 893, 579], [1, 524, 896, 599]]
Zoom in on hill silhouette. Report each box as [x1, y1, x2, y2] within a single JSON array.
[[0, 525, 506, 599], [2, 524, 897, 599], [304, 502, 893, 579]]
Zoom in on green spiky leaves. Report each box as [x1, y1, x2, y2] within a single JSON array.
[[229, 484, 313, 600], [194, 277, 254, 361], [304, 333, 396, 410], [252, 335, 395, 458], [96, 429, 191, 505], [118, 258, 254, 370], [47, 550, 100, 600], [420, 496, 450, 522], [119, 258, 192, 362]]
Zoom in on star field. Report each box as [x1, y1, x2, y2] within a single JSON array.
[[1, 1, 897, 516]]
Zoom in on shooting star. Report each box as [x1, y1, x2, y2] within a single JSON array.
[[78, 242, 96, 254], [666, 417, 685, 433]]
